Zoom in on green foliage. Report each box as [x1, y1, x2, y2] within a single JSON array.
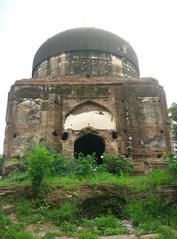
[[88, 215, 128, 235], [168, 154, 177, 171], [136, 221, 162, 235], [169, 102, 177, 141], [73, 153, 96, 176], [99, 154, 132, 175], [125, 200, 148, 225], [71, 153, 132, 177], [15, 199, 46, 225], [0, 145, 176, 238], [164, 154, 177, 187], [142, 169, 169, 189], [169, 102, 177, 122], [50, 152, 69, 176], [48, 202, 77, 225], [77, 231, 98, 239], [26, 144, 54, 195], [7, 231, 34, 239], [125, 196, 177, 232], [172, 124, 177, 141], [16, 200, 33, 219], [0, 202, 34, 239], [156, 227, 177, 239], [0, 154, 4, 175], [61, 221, 78, 233], [42, 232, 62, 239], [0, 205, 11, 230], [0, 166, 169, 194]]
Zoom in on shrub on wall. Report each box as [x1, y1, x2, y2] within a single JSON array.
[[0, 155, 4, 175]]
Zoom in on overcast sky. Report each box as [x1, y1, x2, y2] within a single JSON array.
[[0, 0, 177, 154]]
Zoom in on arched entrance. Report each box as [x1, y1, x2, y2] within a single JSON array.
[[74, 134, 105, 163]]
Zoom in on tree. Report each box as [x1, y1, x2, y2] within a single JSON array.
[[169, 102, 177, 141], [26, 144, 53, 196]]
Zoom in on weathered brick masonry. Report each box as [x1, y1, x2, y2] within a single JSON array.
[[3, 28, 172, 175]]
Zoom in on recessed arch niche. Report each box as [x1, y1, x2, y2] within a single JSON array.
[[64, 101, 116, 131]]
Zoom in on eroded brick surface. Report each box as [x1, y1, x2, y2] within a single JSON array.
[[2, 28, 172, 176]]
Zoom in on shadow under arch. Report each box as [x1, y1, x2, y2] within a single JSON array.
[[74, 133, 105, 164]]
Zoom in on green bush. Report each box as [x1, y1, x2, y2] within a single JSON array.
[[169, 102, 177, 141], [125, 196, 177, 232], [99, 154, 132, 175], [136, 221, 162, 235], [88, 215, 128, 235], [125, 200, 149, 225], [50, 152, 69, 176], [156, 227, 177, 239], [73, 153, 96, 176], [26, 144, 54, 196], [61, 221, 78, 233], [165, 154, 177, 187], [49, 202, 77, 225], [144, 169, 169, 189]]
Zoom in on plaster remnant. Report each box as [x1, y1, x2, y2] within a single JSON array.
[[138, 97, 159, 102], [141, 134, 166, 148], [64, 111, 116, 130]]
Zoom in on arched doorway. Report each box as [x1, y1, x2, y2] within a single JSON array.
[[74, 134, 105, 163]]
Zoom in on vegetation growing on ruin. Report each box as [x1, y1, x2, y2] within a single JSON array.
[[0, 154, 4, 175], [169, 102, 177, 141], [0, 145, 177, 238]]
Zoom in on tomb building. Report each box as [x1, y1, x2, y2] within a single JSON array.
[[3, 28, 172, 175]]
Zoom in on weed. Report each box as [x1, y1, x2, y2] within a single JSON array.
[[48, 202, 77, 225], [15, 199, 48, 225], [61, 221, 78, 232], [16, 200, 33, 219], [0, 211, 11, 237], [50, 153, 69, 176], [0, 208, 34, 239], [73, 153, 96, 176], [136, 221, 162, 235], [165, 154, 177, 187], [42, 232, 62, 239], [99, 154, 132, 175], [87, 215, 128, 235], [5, 230, 34, 239], [155, 227, 177, 239], [77, 231, 98, 239], [125, 196, 177, 233]]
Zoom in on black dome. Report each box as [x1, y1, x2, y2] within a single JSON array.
[[32, 28, 139, 75]]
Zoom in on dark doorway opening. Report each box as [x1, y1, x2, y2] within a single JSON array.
[[74, 134, 105, 164]]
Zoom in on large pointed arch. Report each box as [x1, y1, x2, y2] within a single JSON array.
[[65, 100, 113, 118], [64, 101, 116, 130]]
